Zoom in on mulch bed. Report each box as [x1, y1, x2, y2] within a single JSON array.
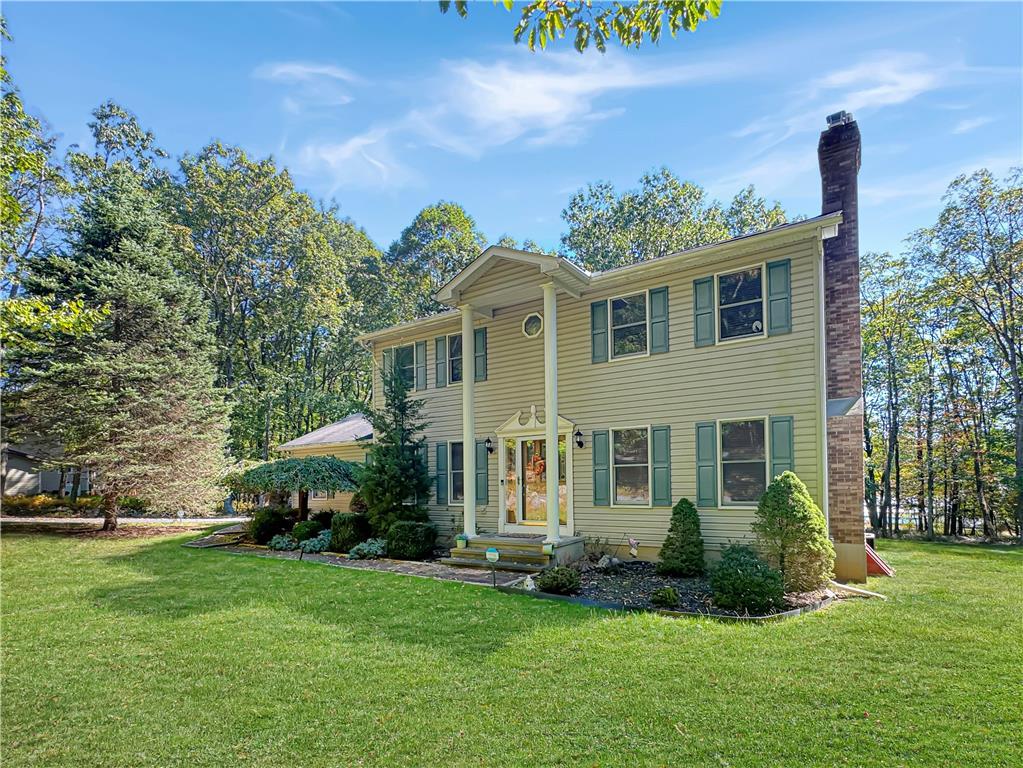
[[565, 560, 838, 619]]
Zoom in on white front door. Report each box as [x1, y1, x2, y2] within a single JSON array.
[[500, 434, 571, 533]]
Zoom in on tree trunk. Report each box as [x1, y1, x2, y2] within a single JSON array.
[[101, 493, 119, 531], [298, 489, 309, 521], [70, 468, 82, 503]]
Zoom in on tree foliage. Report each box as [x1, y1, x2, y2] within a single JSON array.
[[656, 497, 705, 576], [6, 163, 228, 529], [561, 170, 789, 270], [360, 367, 432, 536], [441, 1, 722, 53]]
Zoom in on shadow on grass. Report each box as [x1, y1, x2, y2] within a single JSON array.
[[88, 534, 599, 664]]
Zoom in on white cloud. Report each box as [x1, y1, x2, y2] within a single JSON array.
[[253, 61, 362, 111], [952, 116, 993, 134], [296, 127, 421, 192], [860, 151, 1019, 206], [735, 52, 951, 147]]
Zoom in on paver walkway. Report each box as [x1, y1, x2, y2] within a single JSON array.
[[211, 541, 525, 587]]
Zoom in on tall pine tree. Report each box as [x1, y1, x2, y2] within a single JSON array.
[[8, 164, 228, 529]]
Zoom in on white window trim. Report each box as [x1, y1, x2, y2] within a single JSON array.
[[714, 262, 767, 346], [387, 342, 422, 387], [717, 416, 770, 510], [606, 290, 652, 362], [610, 425, 653, 508], [447, 440, 465, 507], [311, 490, 334, 500], [522, 312, 544, 339]]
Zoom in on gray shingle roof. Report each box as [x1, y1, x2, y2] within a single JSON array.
[[277, 413, 373, 451]]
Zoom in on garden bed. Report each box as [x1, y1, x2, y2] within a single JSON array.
[[504, 560, 840, 621]]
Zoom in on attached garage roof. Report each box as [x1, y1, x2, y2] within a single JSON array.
[[277, 413, 373, 452]]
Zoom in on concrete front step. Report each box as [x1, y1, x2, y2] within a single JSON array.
[[438, 556, 545, 573]]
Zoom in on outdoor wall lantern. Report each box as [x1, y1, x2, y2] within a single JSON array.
[[485, 436, 494, 454], [574, 430, 584, 449]]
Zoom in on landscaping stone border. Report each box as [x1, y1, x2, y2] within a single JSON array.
[[496, 581, 837, 622]]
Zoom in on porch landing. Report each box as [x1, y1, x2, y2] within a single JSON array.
[[440, 534, 584, 573]]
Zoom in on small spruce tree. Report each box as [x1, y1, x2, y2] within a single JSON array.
[[360, 366, 432, 535], [657, 497, 705, 576], [752, 471, 835, 592]]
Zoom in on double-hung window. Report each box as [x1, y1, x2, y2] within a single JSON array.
[[311, 490, 333, 500], [449, 441, 465, 502], [448, 334, 463, 383], [612, 427, 650, 505], [610, 293, 648, 359], [720, 418, 767, 504], [392, 344, 416, 388], [717, 267, 765, 341]]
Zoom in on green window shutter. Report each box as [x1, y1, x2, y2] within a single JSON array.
[[766, 259, 791, 335], [769, 416, 794, 478], [695, 422, 718, 508], [649, 286, 669, 354], [474, 328, 487, 382], [475, 439, 489, 504], [590, 301, 608, 363], [415, 341, 427, 390], [651, 425, 672, 506], [382, 348, 393, 378], [434, 336, 447, 388], [434, 442, 448, 504], [592, 429, 610, 506], [693, 277, 715, 347]]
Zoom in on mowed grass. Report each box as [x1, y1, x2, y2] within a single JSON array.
[[2, 534, 1020, 768]]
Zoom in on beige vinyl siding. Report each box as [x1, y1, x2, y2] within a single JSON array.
[[282, 443, 369, 514], [371, 235, 823, 554]]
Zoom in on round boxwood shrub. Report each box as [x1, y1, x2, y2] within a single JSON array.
[[386, 520, 438, 561], [752, 471, 835, 592], [650, 586, 680, 609], [330, 512, 371, 553], [309, 510, 335, 529], [535, 566, 581, 595], [348, 538, 387, 560], [657, 497, 705, 577], [248, 505, 293, 545], [710, 543, 784, 615], [292, 520, 325, 542]]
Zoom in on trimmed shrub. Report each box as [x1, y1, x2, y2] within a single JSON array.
[[348, 538, 387, 560], [349, 492, 368, 516], [310, 510, 334, 529], [535, 566, 581, 595], [752, 471, 835, 592], [299, 529, 332, 555], [118, 496, 151, 515], [710, 544, 784, 615], [248, 505, 293, 545], [292, 520, 325, 542], [2, 494, 103, 516], [268, 533, 298, 551], [650, 586, 680, 609], [330, 512, 372, 553], [386, 520, 438, 561], [656, 497, 705, 577]]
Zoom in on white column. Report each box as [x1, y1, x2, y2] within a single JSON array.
[[542, 282, 561, 544], [460, 304, 477, 537]]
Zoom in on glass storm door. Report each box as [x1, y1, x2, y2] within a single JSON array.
[[504, 436, 567, 526]]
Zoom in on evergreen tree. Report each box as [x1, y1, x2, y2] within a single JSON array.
[[656, 497, 705, 576], [7, 164, 228, 529], [752, 471, 835, 591], [360, 366, 432, 536]]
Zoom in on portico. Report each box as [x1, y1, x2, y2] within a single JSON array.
[[436, 247, 591, 545]]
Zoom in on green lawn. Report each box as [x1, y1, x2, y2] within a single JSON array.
[[2, 534, 1020, 767]]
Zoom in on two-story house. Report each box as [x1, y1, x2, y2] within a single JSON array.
[[288, 113, 868, 582]]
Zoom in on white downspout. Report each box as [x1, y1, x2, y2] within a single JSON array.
[[542, 282, 561, 544]]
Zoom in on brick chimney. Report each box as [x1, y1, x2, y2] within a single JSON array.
[[818, 111, 867, 582]]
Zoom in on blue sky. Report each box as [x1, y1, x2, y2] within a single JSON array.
[[6, 2, 1022, 255]]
